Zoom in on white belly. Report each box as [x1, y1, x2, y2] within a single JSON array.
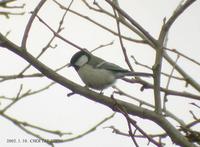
[[78, 65, 116, 90]]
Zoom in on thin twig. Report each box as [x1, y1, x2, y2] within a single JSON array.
[[105, 0, 157, 46], [53, 0, 146, 44], [46, 113, 115, 143], [21, 0, 47, 48], [113, 86, 186, 127], [35, 14, 84, 51], [112, 4, 133, 71], [164, 47, 200, 66], [163, 55, 180, 110], [131, 55, 183, 80], [122, 78, 200, 101], [1, 84, 23, 113], [113, 101, 162, 147], [0, 82, 55, 112], [20, 1, 74, 74], [90, 40, 114, 53]]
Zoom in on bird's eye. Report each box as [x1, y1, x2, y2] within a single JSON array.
[[75, 55, 88, 67]]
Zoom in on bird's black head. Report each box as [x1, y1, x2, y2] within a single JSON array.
[[70, 50, 90, 70]]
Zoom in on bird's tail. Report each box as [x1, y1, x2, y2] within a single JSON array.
[[123, 71, 153, 77]]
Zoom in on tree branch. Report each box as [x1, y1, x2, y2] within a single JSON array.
[[0, 33, 196, 147], [21, 0, 47, 48]]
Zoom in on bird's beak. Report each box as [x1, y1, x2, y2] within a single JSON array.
[[67, 63, 72, 67]]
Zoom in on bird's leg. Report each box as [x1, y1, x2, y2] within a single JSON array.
[[67, 85, 89, 97], [67, 91, 75, 97], [99, 89, 104, 95], [84, 85, 104, 95], [110, 92, 120, 111], [84, 85, 90, 89]]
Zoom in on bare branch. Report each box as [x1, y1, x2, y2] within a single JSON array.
[[160, 0, 197, 40], [0, 82, 55, 113], [130, 55, 184, 81], [105, 0, 157, 47], [35, 14, 84, 51], [163, 55, 180, 110], [0, 1, 199, 146], [164, 47, 200, 66], [53, 0, 146, 44], [90, 40, 114, 53], [21, 0, 47, 48], [44, 113, 115, 143], [20, 0, 74, 74], [112, 5, 133, 71], [112, 101, 162, 147]]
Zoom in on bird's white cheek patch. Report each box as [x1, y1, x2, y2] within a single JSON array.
[[75, 55, 89, 67]]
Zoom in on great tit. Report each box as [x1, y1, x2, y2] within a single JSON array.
[[69, 50, 152, 90]]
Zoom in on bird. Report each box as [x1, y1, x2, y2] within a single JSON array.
[[69, 50, 152, 90]]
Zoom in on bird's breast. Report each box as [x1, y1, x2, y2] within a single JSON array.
[[77, 65, 116, 90]]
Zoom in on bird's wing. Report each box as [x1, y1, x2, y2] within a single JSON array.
[[96, 61, 129, 73], [95, 61, 152, 77]]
